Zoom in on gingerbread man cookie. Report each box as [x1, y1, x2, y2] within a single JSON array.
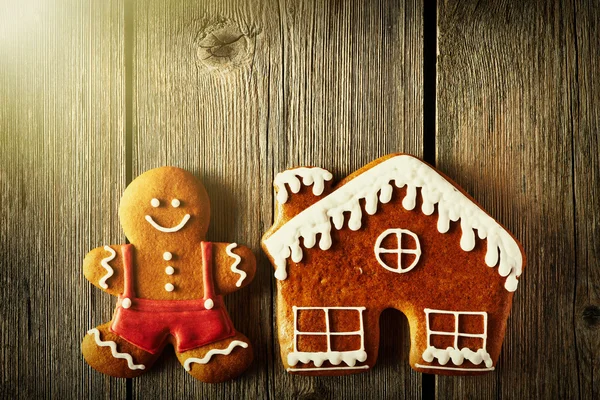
[[262, 154, 525, 376], [82, 167, 256, 382]]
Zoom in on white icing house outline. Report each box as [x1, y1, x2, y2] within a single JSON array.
[[416, 308, 494, 371], [374, 228, 421, 273], [287, 306, 369, 372]]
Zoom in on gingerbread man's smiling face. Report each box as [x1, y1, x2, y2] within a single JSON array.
[[118, 167, 210, 244]]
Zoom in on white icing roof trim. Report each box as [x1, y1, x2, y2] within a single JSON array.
[[264, 155, 523, 292], [274, 167, 333, 204]]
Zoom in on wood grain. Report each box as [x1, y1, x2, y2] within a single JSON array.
[[130, 0, 423, 398], [572, 1, 600, 399], [0, 0, 126, 398], [3, 0, 597, 397], [272, 0, 423, 398], [436, 0, 587, 398], [130, 0, 276, 398]]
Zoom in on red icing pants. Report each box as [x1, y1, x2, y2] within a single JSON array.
[[110, 242, 235, 354]]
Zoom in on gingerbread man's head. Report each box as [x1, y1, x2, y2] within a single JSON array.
[[118, 167, 210, 245]]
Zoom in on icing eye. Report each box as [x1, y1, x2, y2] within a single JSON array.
[[150, 198, 160, 207], [171, 199, 181, 208]]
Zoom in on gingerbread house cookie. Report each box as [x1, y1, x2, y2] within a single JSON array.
[[262, 154, 525, 376]]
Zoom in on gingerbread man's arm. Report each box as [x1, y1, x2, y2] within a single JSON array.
[[83, 245, 125, 297], [212, 243, 256, 296]]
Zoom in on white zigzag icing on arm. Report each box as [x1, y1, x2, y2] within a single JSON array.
[[226, 243, 246, 287], [183, 340, 248, 371], [99, 246, 116, 289], [87, 328, 145, 370]]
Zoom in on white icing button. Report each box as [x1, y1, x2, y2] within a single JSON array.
[[165, 283, 175, 292], [165, 266, 175, 275], [122, 298, 132, 309], [204, 298, 214, 309], [151, 198, 160, 207], [171, 199, 181, 208], [163, 252, 173, 261]]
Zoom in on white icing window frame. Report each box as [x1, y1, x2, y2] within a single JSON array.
[[374, 228, 422, 273], [425, 309, 488, 350], [287, 306, 369, 372], [415, 308, 494, 372]]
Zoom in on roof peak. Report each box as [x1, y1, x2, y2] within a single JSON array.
[[263, 155, 523, 292]]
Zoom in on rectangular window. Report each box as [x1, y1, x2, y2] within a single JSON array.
[[416, 308, 494, 371], [287, 306, 369, 372], [425, 308, 487, 350]]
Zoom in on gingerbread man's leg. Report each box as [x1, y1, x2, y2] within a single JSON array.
[[175, 332, 253, 383], [81, 321, 161, 378]]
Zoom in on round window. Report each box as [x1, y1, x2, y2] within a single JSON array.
[[374, 228, 422, 273]]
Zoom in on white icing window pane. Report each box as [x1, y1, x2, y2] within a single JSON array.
[[374, 228, 422, 273], [289, 306, 367, 369], [422, 309, 493, 368]]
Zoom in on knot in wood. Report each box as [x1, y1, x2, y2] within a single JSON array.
[[582, 305, 600, 329], [197, 24, 254, 72]]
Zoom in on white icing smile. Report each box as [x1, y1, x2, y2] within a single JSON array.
[[145, 214, 191, 233]]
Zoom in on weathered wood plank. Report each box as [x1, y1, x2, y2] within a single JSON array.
[[573, 1, 600, 399], [436, 0, 580, 398], [131, 0, 423, 397], [130, 0, 276, 398], [273, 0, 423, 398], [0, 0, 126, 397]]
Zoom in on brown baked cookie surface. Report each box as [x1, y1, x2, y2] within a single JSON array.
[[262, 154, 525, 376], [82, 167, 255, 382]]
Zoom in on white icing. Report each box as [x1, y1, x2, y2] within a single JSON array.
[[99, 246, 116, 289], [422, 346, 493, 368], [183, 340, 249, 371], [274, 167, 333, 204], [288, 350, 367, 368], [145, 214, 190, 233], [87, 328, 145, 370], [421, 308, 493, 369], [150, 198, 160, 207], [287, 366, 369, 372], [165, 283, 174, 292], [171, 199, 180, 207], [374, 228, 421, 273], [163, 252, 173, 261], [204, 298, 214, 309], [226, 243, 246, 287], [122, 298, 132, 309], [415, 363, 494, 372], [264, 155, 523, 291], [288, 306, 367, 368], [165, 266, 175, 275]]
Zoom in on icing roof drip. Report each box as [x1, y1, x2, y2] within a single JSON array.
[[274, 167, 333, 204], [264, 155, 523, 292]]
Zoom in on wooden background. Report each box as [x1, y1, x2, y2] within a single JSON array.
[[0, 0, 598, 398]]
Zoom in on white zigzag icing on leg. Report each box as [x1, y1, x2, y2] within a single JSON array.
[[87, 328, 145, 370], [183, 340, 248, 371]]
